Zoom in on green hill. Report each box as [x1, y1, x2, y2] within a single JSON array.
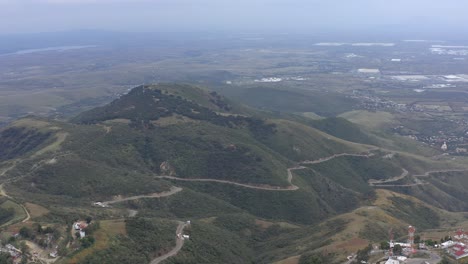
[[1, 83, 459, 264], [308, 117, 377, 145], [6, 84, 369, 201], [224, 87, 358, 117]]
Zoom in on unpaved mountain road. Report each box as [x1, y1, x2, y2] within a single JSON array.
[[155, 151, 376, 191], [368, 168, 409, 186], [101, 187, 183, 206], [414, 169, 468, 177], [154, 151, 468, 190], [150, 221, 188, 264], [154, 175, 299, 191], [0, 183, 31, 224], [370, 168, 468, 188], [301, 152, 375, 165]]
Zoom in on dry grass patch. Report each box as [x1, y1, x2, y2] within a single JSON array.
[[32, 132, 68, 157], [335, 237, 369, 251], [12, 118, 52, 129], [273, 255, 300, 264], [199, 217, 217, 224], [339, 110, 397, 129], [24, 203, 50, 219], [255, 219, 274, 229], [151, 114, 199, 126], [255, 219, 299, 230]]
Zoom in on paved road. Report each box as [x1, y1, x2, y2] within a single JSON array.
[[150, 221, 188, 264], [404, 250, 441, 264]]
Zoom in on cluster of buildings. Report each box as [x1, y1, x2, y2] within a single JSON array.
[[0, 244, 21, 260], [385, 228, 468, 263], [441, 229, 468, 260], [384, 226, 417, 264]]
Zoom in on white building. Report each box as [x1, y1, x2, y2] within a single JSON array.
[[396, 256, 407, 261], [441, 240, 455, 248], [441, 142, 448, 151], [385, 258, 399, 264]]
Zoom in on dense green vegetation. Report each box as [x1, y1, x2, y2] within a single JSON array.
[[305, 154, 402, 194], [0, 127, 51, 161], [165, 221, 255, 264], [129, 189, 243, 219], [171, 181, 349, 225], [262, 120, 365, 162], [293, 169, 360, 212], [0, 206, 14, 225], [8, 84, 369, 202], [425, 172, 468, 210], [299, 252, 338, 264], [18, 153, 171, 199], [387, 171, 468, 212], [0, 253, 12, 264], [73, 84, 275, 139]]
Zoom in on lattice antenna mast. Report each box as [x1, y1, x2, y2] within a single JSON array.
[[389, 228, 394, 257], [408, 226, 416, 253]]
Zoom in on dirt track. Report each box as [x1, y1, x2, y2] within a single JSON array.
[[368, 168, 409, 186], [370, 168, 468, 188], [155, 151, 375, 191], [101, 187, 183, 206], [150, 221, 188, 264]]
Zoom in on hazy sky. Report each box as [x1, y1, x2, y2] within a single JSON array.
[[0, 0, 467, 35]]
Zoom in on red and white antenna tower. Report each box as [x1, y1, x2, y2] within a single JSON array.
[[389, 228, 394, 257], [408, 226, 416, 253]]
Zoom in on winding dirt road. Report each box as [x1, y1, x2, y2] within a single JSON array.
[[368, 168, 409, 186], [101, 187, 183, 206], [301, 152, 374, 165], [0, 183, 31, 224], [370, 169, 468, 188], [154, 151, 376, 191], [413, 169, 468, 178], [150, 221, 188, 264], [154, 175, 299, 191], [153, 150, 468, 191]]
